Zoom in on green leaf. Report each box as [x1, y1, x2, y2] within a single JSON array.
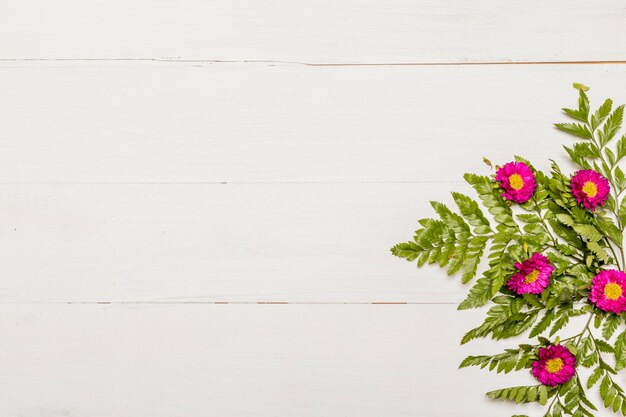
[[555, 213, 575, 226], [619, 197, 626, 225], [598, 105, 624, 147], [591, 98, 613, 131], [617, 135, 626, 162], [452, 192, 491, 230], [594, 338, 614, 353], [587, 241, 612, 263], [615, 330, 626, 371], [464, 173, 516, 232], [430, 201, 470, 235], [516, 213, 541, 223], [562, 108, 587, 123], [574, 82, 590, 92], [595, 215, 623, 246], [390, 241, 420, 261], [600, 376, 611, 404], [605, 147, 617, 166], [615, 166, 625, 190], [457, 274, 493, 310], [459, 355, 490, 369], [578, 88, 591, 116], [461, 235, 489, 283], [588, 367, 604, 389], [603, 314, 621, 340], [573, 224, 603, 242], [613, 395, 622, 413], [485, 385, 537, 404], [550, 310, 572, 336], [539, 385, 548, 406], [555, 122, 593, 140], [530, 310, 555, 338]]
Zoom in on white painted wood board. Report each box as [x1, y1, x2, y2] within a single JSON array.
[[1, 1, 625, 63], [0, 64, 625, 304], [0, 182, 497, 302], [3, 62, 626, 184], [0, 304, 551, 417]]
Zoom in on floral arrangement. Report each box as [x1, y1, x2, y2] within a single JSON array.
[[392, 84, 626, 416]]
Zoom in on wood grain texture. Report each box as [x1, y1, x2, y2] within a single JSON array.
[[0, 303, 552, 417], [1, 64, 625, 304], [0, 182, 472, 302], [3, 62, 626, 184], [3, 2, 626, 416], [1, 0, 626, 63]]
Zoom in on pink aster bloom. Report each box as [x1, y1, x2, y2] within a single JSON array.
[[506, 252, 553, 295], [570, 169, 610, 211], [532, 345, 576, 386], [589, 269, 626, 314], [495, 162, 536, 204]]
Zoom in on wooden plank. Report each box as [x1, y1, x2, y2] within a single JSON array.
[[2, 62, 626, 184], [0, 303, 551, 417], [0, 182, 488, 302], [1, 1, 625, 63]]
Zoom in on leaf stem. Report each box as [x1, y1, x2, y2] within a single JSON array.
[[587, 116, 626, 269], [532, 196, 586, 264], [545, 394, 559, 416], [532, 196, 559, 248], [605, 238, 624, 270], [575, 312, 595, 346]]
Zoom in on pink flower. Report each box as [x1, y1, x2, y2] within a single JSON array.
[[570, 170, 610, 211], [495, 162, 536, 203], [506, 252, 553, 295], [589, 269, 626, 314], [532, 345, 576, 386]]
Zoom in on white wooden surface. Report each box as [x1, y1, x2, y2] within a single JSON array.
[[2, 2, 624, 416], [2, 0, 626, 63]]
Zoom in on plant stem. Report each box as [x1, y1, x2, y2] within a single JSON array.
[[532, 197, 586, 264], [606, 239, 624, 270], [575, 313, 595, 346], [532, 196, 559, 248], [545, 394, 559, 416]]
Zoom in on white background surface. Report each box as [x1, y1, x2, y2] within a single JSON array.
[[2, 2, 626, 416]]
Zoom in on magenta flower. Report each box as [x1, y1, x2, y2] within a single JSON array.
[[532, 345, 576, 386], [589, 269, 626, 314], [495, 162, 536, 204], [506, 252, 553, 295], [570, 170, 610, 211]]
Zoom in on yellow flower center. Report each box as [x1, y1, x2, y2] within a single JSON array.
[[525, 269, 540, 284], [582, 181, 598, 198], [545, 358, 564, 374], [509, 174, 524, 190], [604, 282, 623, 301]]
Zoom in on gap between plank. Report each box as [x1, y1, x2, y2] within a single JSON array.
[[1, 58, 626, 67], [0, 180, 465, 185], [0, 301, 456, 305]]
